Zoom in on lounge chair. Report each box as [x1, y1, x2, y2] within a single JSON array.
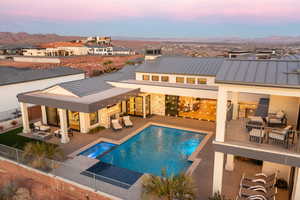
[[243, 173, 277, 185], [236, 195, 270, 200], [268, 126, 292, 148], [239, 187, 277, 200], [123, 116, 133, 127], [266, 111, 287, 127], [33, 121, 50, 132], [240, 178, 274, 189], [246, 116, 265, 132], [111, 119, 122, 130], [249, 127, 265, 143]]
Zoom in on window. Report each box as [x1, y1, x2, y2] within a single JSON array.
[[151, 75, 159, 81], [176, 77, 184, 83], [90, 112, 99, 126], [197, 78, 207, 84], [142, 75, 150, 80], [186, 77, 196, 84], [161, 76, 169, 82]]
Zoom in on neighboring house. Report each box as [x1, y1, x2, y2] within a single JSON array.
[[112, 47, 135, 55], [0, 45, 37, 55], [87, 45, 134, 56], [0, 66, 84, 121], [87, 45, 113, 55], [23, 48, 47, 56], [23, 46, 88, 57]]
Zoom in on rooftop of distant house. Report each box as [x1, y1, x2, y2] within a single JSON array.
[[0, 66, 84, 86]]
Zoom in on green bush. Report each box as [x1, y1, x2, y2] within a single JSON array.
[[103, 60, 113, 65], [88, 126, 105, 134]]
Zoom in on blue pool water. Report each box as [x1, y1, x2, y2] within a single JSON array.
[[82, 125, 205, 177], [79, 142, 116, 159]]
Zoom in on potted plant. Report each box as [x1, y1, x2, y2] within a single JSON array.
[[11, 120, 17, 126]]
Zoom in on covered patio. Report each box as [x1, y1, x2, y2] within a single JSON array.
[[17, 86, 142, 144]]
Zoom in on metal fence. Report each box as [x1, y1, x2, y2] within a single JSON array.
[[0, 144, 141, 200]]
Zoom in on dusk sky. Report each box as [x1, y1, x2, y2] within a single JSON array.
[[1, 0, 300, 38]]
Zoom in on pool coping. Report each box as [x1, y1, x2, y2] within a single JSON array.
[[68, 122, 213, 160]]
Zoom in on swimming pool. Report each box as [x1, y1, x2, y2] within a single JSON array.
[[82, 125, 206, 177], [79, 142, 116, 159]]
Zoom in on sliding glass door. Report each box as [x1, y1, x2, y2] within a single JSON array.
[[46, 107, 59, 126], [67, 111, 80, 131]]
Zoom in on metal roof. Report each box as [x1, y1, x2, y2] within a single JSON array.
[[0, 66, 84, 86], [118, 80, 218, 91], [58, 65, 136, 97], [135, 56, 224, 76], [18, 87, 140, 113], [216, 59, 300, 89]]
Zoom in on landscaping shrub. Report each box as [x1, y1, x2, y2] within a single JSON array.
[[103, 60, 113, 65], [11, 120, 18, 126]]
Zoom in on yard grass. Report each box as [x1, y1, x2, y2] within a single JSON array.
[[0, 127, 43, 149]]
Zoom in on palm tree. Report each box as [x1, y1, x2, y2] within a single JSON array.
[[142, 169, 196, 200], [22, 142, 64, 170]]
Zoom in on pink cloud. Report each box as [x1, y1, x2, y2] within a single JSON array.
[[1, 0, 300, 22]]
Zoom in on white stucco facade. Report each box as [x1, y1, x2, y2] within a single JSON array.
[[0, 73, 85, 118]]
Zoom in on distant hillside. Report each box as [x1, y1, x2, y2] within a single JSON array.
[[0, 32, 83, 45]]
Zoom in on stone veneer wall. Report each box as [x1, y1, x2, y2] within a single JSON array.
[[150, 93, 165, 116]]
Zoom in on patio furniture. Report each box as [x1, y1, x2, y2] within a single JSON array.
[[243, 173, 277, 185], [266, 111, 287, 128], [236, 196, 270, 200], [54, 128, 73, 138], [123, 116, 133, 127], [32, 131, 52, 140], [249, 127, 265, 143], [246, 116, 265, 132], [241, 177, 274, 189], [33, 121, 50, 132], [268, 125, 292, 148], [239, 187, 277, 200], [111, 119, 122, 130]]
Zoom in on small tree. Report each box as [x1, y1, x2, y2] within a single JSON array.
[[103, 60, 113, 66], [142, 169, 196, 200]]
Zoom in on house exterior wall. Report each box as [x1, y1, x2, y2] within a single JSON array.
[[262, 161, 291, 182], [13, 56, 60, 63], [268, 95, 300, 126], [43, 85, 78, 97], [150, 93, 165, 116], [0, 73, 84, 115], [135, 72, 216, 85]]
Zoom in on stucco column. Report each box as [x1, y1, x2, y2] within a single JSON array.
[[79, 112, 89, 133], [225, 154, 235, 171], [232, 92, 239, 120], [213, 152, 225, 194], [143, 96, 146, 118], [58, 108, 70, 144], [292, 168, 300, 200], [41, 105, 47, 124], [20, 102, 30, 134], [216, 87, 228, 142]]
